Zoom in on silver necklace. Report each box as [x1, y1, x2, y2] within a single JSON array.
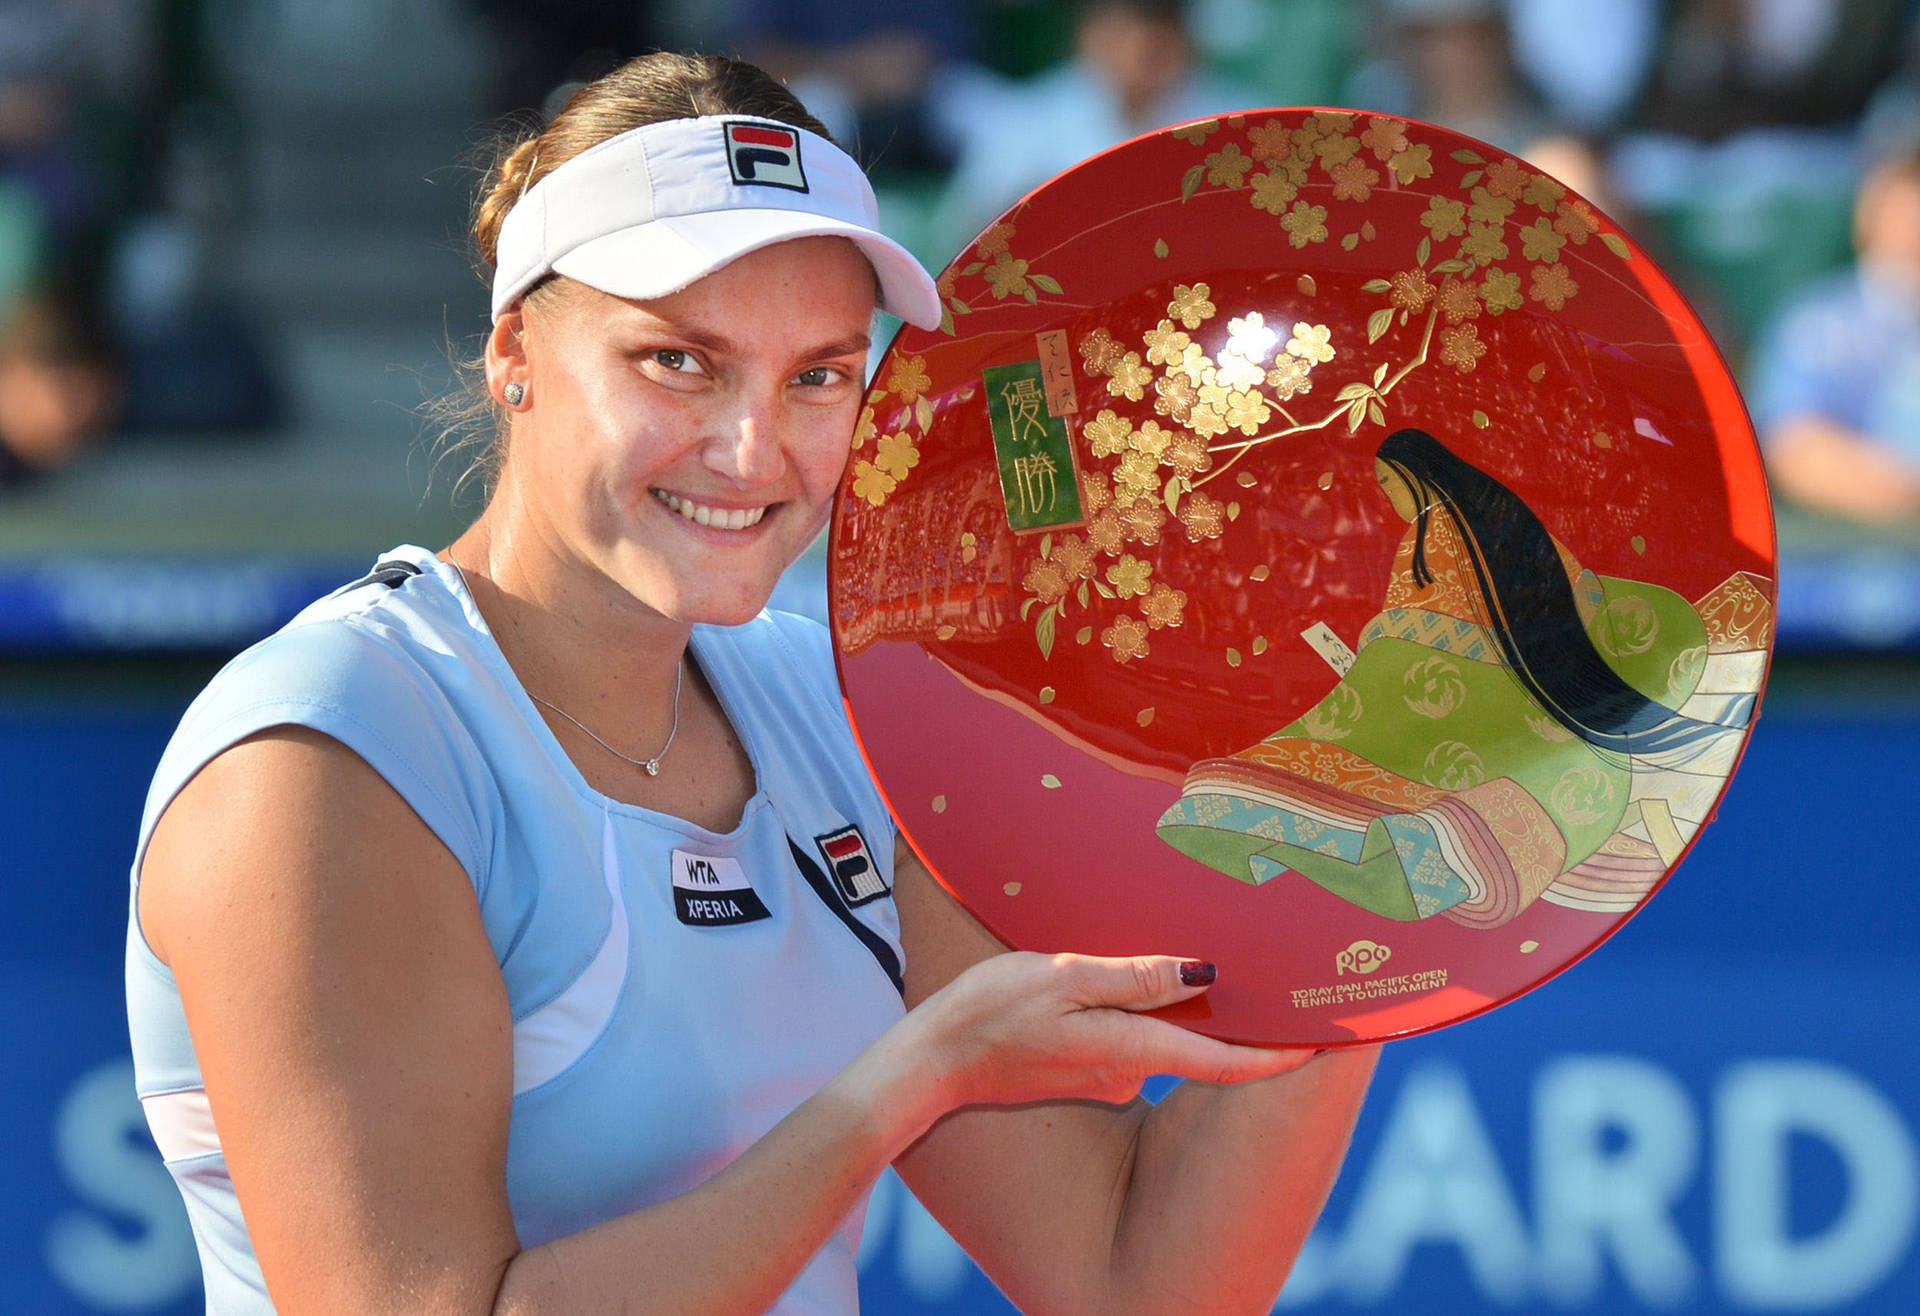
[[449, 558, 684, 776]]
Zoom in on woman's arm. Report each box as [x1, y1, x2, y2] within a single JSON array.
[[141, 728, 1303, 1315], [892, 842, 1377, 1316]]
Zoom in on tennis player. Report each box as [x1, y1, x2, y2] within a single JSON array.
[[127, 51, 1376, 1315]]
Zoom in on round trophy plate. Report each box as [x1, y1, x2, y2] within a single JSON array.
[[828, 109, 1775, 1047]]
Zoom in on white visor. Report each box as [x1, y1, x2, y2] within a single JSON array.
[[490, 115, 942, 329]]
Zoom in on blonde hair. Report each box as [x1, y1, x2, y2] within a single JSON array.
[[429, 52, 834, 502]]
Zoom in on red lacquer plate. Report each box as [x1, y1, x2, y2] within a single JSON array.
[[828, 109, 1775, 1047]]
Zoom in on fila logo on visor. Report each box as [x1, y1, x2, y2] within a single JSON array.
[[724, 121, 808, 192], [815, 825, 887, 907], [671, 849, 772, 927]]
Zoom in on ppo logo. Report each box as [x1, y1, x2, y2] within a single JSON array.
[[1336, 939, 1392, 976]]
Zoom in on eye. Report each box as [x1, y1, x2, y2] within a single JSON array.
[[650, 348, 706, 375], [795, 365, 842, 387]]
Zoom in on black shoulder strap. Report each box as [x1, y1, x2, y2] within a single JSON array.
[[332, 558, 424, 595]]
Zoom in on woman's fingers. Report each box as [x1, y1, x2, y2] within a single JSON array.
[[1060, 953, 1221, 1013]]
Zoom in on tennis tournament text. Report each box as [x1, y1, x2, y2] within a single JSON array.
[[1291, 968, 1449, 1009]]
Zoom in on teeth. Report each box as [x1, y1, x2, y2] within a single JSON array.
[[653, 490, 768, 531]]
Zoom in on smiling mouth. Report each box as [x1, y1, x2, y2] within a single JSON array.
[[652, 490, 771, 531]]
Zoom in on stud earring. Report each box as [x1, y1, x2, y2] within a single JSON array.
[[503, 382, 526, 406]]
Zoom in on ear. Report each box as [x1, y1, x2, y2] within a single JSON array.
[[484, 308, 530, 408]]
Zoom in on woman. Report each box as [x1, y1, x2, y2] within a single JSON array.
[[1159, 428, 1763, 928], [127, 53, 1376, 1315]]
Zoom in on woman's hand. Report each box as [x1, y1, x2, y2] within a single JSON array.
[[903, 950, 1317, 1113]]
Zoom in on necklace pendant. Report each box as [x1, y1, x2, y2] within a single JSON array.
[[644, 760, 661, 776]]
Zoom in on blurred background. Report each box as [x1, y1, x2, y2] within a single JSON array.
[[8, 0, 1920, 1311]]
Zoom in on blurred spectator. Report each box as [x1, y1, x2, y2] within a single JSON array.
[[933, 0, 1259, 254], [0, 284, 119, 488], [1747, 149, 1920, 522], [1345, 0, 1549, 155]]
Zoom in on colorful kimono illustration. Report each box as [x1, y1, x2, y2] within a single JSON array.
[[1156, 429, 1771, 929]]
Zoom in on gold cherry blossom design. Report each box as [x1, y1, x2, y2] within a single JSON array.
[[1154, 372, 1198, 421], [852, 403, 877, 450], [1169, 282, 1217, 329], [1531, 263, 1579, 310], [1553, 199, 1599, 244], [1187, 402, 1229, 439], [1390, 268, 1436, 312], [1247, 120, 1292, 162], [1484, 157, 1527, 200], [874, 430, 920, 480], [1224, 388, 1272, 435], [1079, 327, 1125, 376], [1143, 319, 1191, 366], [1467, 186, 1514, 226], [1214, 349, 1266, 391], [1250, 171, 1298, 214], [886, 355, 930, 404], [1022, 559, 1068, 605], [1123, 497, 1167, 545], [1170, 119, 1220, 144], [1102, 613, 1150, 664], [1113, 449, 1160, 500], [1313, 132, 1360, 168], [1420, 195, 1468, 241], [1281, 200, 1329, 248], [1165, 432, 1212, 476], [1266, 353, 1312, 398], [1088, 507, 1127, 554], [1180, 490, 1226, 540], [852, 460, 897, 506], [1286, 322, 1335, 365], [1141, 582, 1188, 629], [1523, 172, 1567, 212], [1460, 222, 1509, 265], [1106, 554, 1154, 598], [1080, 474, 1113, 515], [1387, 143, 1433, 185], [1480, 266, 1523, 313], [1520, 218, 1567, 264], [1361, 115, 1409, 161], [1438, 280, 1481, 323], [1107, 352, 1151, 400], [1129, 419, 1173, 459], [935, 268, 957, 298], [1171, 341, 1215, 386], [1053, 533, 1096, 582], [975, 222, 1015, 258], [1330, 156, 1379, 202], [1083, 408, 1131, 458], [1440, 322, 1487, 372], [984, 251, 1031, 299], [1205, 143, 1253, 188]]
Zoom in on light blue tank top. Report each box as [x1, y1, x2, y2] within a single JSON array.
[[125, 546, 906, 1314]]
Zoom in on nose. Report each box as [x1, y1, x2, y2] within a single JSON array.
[[702, 387, 788, 487]]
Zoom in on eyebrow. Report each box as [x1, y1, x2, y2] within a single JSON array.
[[625, 318, 869, 362]]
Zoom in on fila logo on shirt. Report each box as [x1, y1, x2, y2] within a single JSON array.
[[723, 121, 808, 192], [670, 849, 771, 926], [815, 825, 888, 907]]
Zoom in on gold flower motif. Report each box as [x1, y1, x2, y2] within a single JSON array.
[[1281, 200, 1329, 248], [1460, 222, 1510, 265], [1310, 110, 1356, 134], [1168, 282, 1217, 329], [1081, 473, 1113, 515], [984, 251, 1031, 299], [1420, 195, 1468, 241], [1187, 402, 1229, 439], [1523, 172, 1567, 212], [1143, 319, 1191, 366], [1553, 199, 1600, 244], [1247, 120, 1292, 162], [1023, 559, 1068, 605], [1088, 506, 1128, 553], [1530, 263, 1578, 310], [1438, 280, 1481, 323], [1361, 115, 1409, 161], [1314, 132, 1360, 167], [1468, 186, 1514, 226], [852, 460, 897, 506], [935, 268, 957, 298], [875, 430, 920, 480], [1224, 388, 1272, 435], [1180, 490, 1226, 540], [1154, 372, 1198, 421], [1205, 142, 1253, 188], [1171, 341, 1215, 387], [1114, 449, 1161, 499], [1266, 353, 1313, 399], [1171, 119, 1220, 144], [1390, 268, 1435, 313], [1079, 327, 1125, 376], [1249, 170, 1298, 214], [1083, 408, 1132, 458], [1440, 322, 1487, 372], [1520, 217, 1566, 264], [1214, 349, 1266, 391], [1479, 266, 1523, 314], [1329, 156, 1379, 202], [1141, 582, 1188, 629], [885, 355, 930, 404], [1123, 497, 1167, 546], [1101, 613, 1151, 664], [1484, 157, 1527, 200], [975, 222, 1016, 258], [1226, 311, 1278, 359], [1387, 143, 1433, 185], [1196, 377, 1233, 413], [1107, 352, 1151, 401], [1166, 431, 1212, 476], [1289, 122, 1325, 159], [852, 403, 877, 450], [1053, 533, 1096, 582], [1286, 321, 1336, 365], [1129, 419, 1173, 459], [1106, 554, 1154, 598]]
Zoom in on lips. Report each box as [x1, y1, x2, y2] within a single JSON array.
[[652, 489, 771, 531]]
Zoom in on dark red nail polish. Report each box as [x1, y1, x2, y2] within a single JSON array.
[[1178, 960, 1217, 987]]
